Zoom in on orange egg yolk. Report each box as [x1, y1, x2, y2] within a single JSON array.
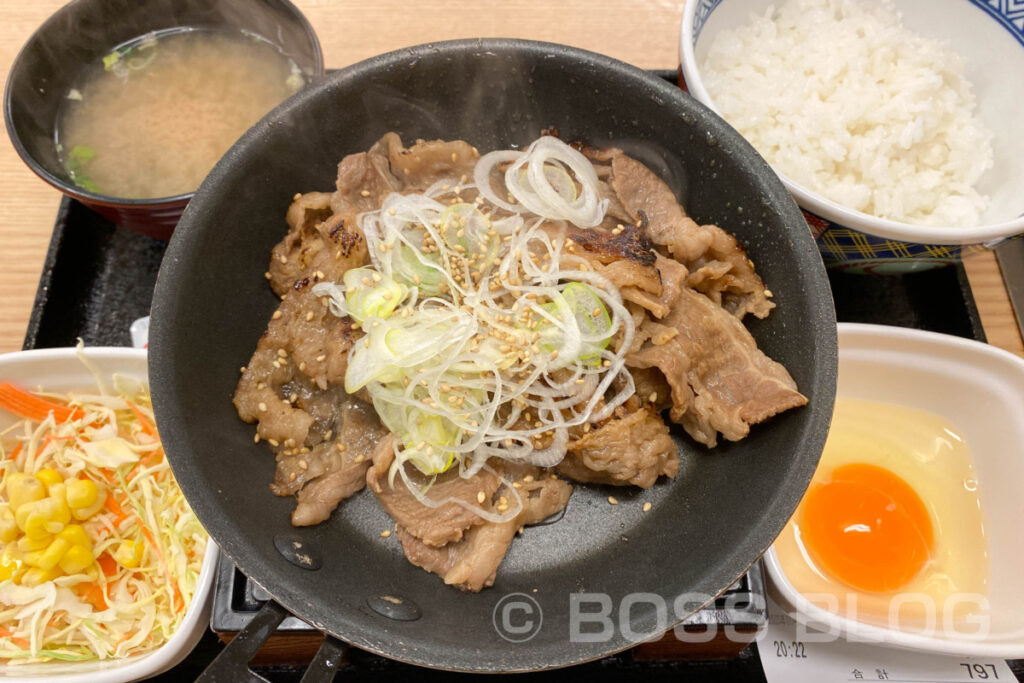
[[800, 463, 934, 593]]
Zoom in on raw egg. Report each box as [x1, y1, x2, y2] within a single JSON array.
[[775, 397, 988, 627]]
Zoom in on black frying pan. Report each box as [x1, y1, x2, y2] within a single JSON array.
[[149, 39, 836, 674]]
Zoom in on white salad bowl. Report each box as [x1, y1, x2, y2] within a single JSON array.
[[680, 0, 1024, 273], [764, 323, 1024, 657], [0, 347, 217, 682]]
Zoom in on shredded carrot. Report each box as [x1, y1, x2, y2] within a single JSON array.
[[125, 401, 156, 438], [0, 382, 83, 423], [76, 583, 108, 612], [96, 553, 118, 578], [104, 496, 129, 525], [6, 443, 22, 461], [126, 447, 164, 483], [34, 434, 76, 457], [0, 628, 31, 649]]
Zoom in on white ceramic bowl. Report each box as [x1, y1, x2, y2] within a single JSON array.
[[764, 323, 1024, 657], [680, 0, 1024, 273], [0, 347, 217, 682]]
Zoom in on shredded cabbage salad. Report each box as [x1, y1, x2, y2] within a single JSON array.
[[313, 135, 637, 521], [0, 362, 207, 665]]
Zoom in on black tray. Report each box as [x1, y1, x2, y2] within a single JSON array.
[[25, 197, 988, 350], [27, 197, 1019, 683]]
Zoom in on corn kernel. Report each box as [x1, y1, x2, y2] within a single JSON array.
[[34, 538, 70, 571], [16, 498, 70, 539], [47, 482, 66, 505], [58, 544, 94, 575], [35, 468, 62, 491], [17, 533, 51, 552], [65, 479, 98, 511], [71, 488, 106, 522], [57, 524, 91, 550], [0, 508, 17, 544], [6, 473, 45, 511], [114, 540, 144, 569], [21, 566, 60, 587], [0, 548, 21, 582], [22, 549, 43, 568], [15, 501, 45, 539]]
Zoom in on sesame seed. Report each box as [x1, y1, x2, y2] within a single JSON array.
[[477, 491, 486, 504], [254, 433, 260, 443], [298, 460, 308, 470], [523, 475, 534, 483], [649, 392, 658, 403], [279, 254, 288, 264], [353, 454, 364, 463], [258, 402, 267, 412], [451, 152, 458, 163], [289, 472, 296, 481], [314, 270, 325, 280], [512, 481, 522, 489], [316, 354, 326, 362], [337, 442, 347, 452], [272, 311, 283, 320], [305, 311, 315, 321], [608, 496, 618, 505], [380, 529, 392, 538], [643, 502, 652, 512], [269, 439, 280, 447], [360, 190, 371, 197], [497, 503, 509, 512]]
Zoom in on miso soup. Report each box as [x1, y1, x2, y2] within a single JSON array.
[[56, 29, 305, 199]]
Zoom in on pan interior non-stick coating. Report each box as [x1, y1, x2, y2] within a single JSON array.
[[149, 39, 836, 672]]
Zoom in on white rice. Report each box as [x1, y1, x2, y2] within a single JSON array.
[[700, 0, 994, 227]]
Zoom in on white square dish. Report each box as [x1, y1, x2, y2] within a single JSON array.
[[0, 347, 217, 682], [765, 323, 1024, 657]]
